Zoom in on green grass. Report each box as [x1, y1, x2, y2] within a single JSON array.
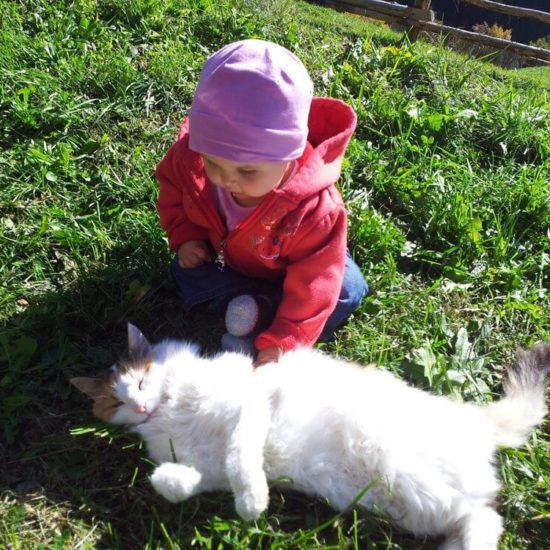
[[513, 66, 550, 92], [1, 0, 549, 548]]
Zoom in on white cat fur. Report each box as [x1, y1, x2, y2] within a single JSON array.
[[73, 325, 549, 550]]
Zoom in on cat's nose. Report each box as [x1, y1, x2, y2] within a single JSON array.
[[134, 404, 147, 414]]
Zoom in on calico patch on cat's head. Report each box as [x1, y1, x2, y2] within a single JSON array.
[[70, 369, 122, 423], [71, 323, 162, 425]]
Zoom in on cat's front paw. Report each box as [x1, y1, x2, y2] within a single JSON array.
[[234, 483, 269, 521], [150, 462, 202, 503]]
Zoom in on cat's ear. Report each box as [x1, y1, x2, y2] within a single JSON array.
[[127, 322, 152, 360], [70, 377, 103, 398]]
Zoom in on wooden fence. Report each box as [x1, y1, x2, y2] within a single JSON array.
[[317, 0, 550, 63]]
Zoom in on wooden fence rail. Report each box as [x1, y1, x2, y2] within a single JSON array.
[[461, 0, 550, 25], [318, 0, 550, 63]]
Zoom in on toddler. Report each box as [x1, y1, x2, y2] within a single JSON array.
[[157, 39, 368, 367]]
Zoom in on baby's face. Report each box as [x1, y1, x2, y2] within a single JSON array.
[[202, 153, 292, 206]]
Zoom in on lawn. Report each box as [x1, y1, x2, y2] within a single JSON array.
[[513, 65, 550, 92], [1, 0, 548, 548]]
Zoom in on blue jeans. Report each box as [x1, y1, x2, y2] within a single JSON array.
[[171, 251, 368, 342]]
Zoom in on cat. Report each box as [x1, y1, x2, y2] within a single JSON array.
[[71, 323, 549, 550]]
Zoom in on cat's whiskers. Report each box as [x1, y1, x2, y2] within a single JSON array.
[[131, 408, 158, 425]]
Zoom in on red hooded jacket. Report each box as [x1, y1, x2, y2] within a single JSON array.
[[157, 97, 357, 351]]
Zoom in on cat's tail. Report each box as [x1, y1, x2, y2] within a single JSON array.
[[484, 343, 549, 448]]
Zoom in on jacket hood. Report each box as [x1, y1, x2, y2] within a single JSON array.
[[274, 96, 357, 201]]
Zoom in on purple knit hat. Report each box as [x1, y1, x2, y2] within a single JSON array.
[[188, 39, 313, 163]]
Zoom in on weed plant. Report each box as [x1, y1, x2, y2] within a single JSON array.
[[1, 1, 548, 548]]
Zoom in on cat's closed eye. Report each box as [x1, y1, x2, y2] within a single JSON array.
[[112, 400, 124, 408]]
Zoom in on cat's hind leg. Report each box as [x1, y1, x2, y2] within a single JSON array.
[[440, 506, 503, 550], [150, 462, 203, 503]]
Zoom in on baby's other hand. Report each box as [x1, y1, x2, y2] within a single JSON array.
[[178, 240, 211, 268], [254, 346, 282, 368]]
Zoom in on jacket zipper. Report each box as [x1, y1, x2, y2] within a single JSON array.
[[197, 184, 229, 267], [216, 237, 226, 268]]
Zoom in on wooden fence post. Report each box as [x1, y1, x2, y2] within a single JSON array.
[[408, 0, 432, 42]]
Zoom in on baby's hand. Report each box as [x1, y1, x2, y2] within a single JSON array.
[[254, 346, 282, 368], [177, 240, 211, 268]]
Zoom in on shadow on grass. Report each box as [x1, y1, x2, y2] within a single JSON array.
[[0, 237, 231, 546], [0, 238, 435, 548]]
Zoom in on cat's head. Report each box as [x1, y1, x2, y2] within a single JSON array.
[[70, 323, 164, 425]]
